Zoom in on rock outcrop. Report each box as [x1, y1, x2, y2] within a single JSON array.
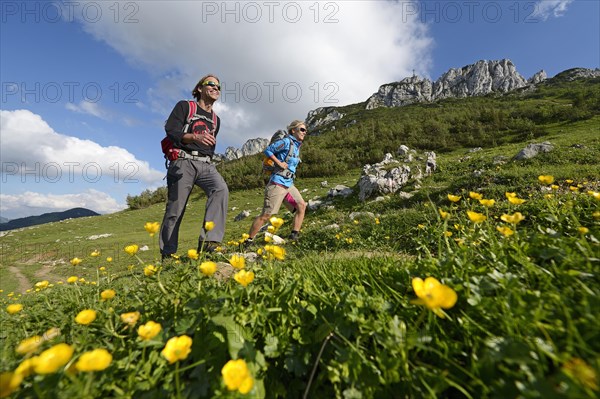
[[366, 59, 533, 109]]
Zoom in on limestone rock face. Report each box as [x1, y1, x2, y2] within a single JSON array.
[[223, 137, 269, 161], [366, 59, 530, 109]]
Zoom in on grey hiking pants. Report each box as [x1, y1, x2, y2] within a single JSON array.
[[159, 158, 228, 255]]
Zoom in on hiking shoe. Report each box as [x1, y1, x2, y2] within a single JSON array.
[[288, 231, 300, 242], [241, 238, 255, 250], [198, 241, 220, 253]]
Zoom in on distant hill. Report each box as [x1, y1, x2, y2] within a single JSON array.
[[0, 208, 99, 231], [0, 217, 8, 224]]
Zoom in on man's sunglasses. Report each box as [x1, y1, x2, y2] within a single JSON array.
[[202, 81, 221, 90]]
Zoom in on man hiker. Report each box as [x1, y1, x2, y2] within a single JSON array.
[[245, 120, 307, 246], [159, 74, 229, 259]]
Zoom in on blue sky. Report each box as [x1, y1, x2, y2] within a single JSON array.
[[1, 0, 598, 220]]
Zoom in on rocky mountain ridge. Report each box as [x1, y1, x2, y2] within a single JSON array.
[[221, 60, 599, 160]]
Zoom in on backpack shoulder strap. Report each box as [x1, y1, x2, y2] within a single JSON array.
[[187, 100, 197, 122], [283, 135, 295, 163]]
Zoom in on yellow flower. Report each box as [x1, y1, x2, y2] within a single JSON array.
[[234, 270, 255, 287], [562, 357, 598, 391], [569, 186, 579, 192], [538, 175, 554, 185], [204, 221, 215, 232], [0, 371, 23, 398], [90, 250, 100, 257], [161, 335, 192, 364], [578, 227, 589, 235], [590, 191, 600, 200], [144, 265, 158, 276], [443, 231, 453, 237], [199, 261, 217, 276], [469, 192, 482, 200], [187, 249, 199, 260], [411, 277, 458, 318], [501, 212, 525, 224], [353, 220, 359, 225], [438, 209, 449, 220], [269, 216, 284, 229], [507, 196, 526, 205], [70, 258, 82, 266], [467, 211, 487, 223], [75, 349, 113, 372], [551, 184, 559, 190], [345, 237, 354, 244], [124, 244, 139, 256], [43, 328, 61, 341], [120, 311, 141, 326], [15, 357, 37, 378], [447, 194, 461, 203], [222, 359, 254, 394], [505, 191, 517, 199], [417, 224, 425, 229], [267, 225, 276, 234], [6, 304, 23, 314], [229, 254, 246, 269], [75, 309, 97, 325], [144, 222, 160, 237], [241, 233, 250, 241], [100, 289, 116, 301], [16, 336, 43, 355], [106, 257, 113, 262], [33, 343, 74, 374], [67, 276, 78, 284], [479, 199, 495, 207], [375, 218, 380, 224], [496, 226, 515, 237], [264, 245, 286, 261], [565, 179, 574, 184], [138, 321, 162, 341], [593, 211, 600, 221]]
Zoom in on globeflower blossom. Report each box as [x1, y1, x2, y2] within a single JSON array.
[[75, 309, 97, 325], [6, 304, 23, 314], [466, 211, 486, 223], [199, 261, 217, 276], [187, 249, 199, 260], [411, 277, 458, 318], [161, 335, 192, 364], [0, 371, 23, 398], [33, 343, 74, 374], [222, 359, 254, 394], [469, 192, 482, 200], [538, 175, 554, 185], [501, 212, 525, 224], [100, 289, 116, 301], [234, 270, 255, 287], [479, 199, 495, 207], [67, 276, 78, 284], [75, 349, 113, 372], [124, 245, 139, 256], [144, 265, 158, 276], [447, 194, 461, 203], [269, 216, 284, 229], [229, 254, 246, 269], [264, 245, 286, 261], [138, 321, 162, 341], [120, 311, 141, 326], [204, 221, 215, 232], [16, 336, 43, 355], [438, 209, 449, 220], [144, 222, 160, 237], [70, 258, 82, 266], [496, 226, 515, 237]]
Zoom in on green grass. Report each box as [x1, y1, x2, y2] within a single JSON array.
[[0, 100, 599, 398]]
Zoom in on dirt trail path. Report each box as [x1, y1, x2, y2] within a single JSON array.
[[7, 265, 32, 293]]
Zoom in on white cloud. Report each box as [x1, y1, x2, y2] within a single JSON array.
[[532, 0, 574, 21], [74, 1, 433, 148], [0, 109, 164, 184], [0, 189, 125, 219], [65, 100, 111, 120]]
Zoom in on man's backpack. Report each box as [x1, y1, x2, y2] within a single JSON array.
[[262, 130, 296, 176], [160, 100, 217, 167]]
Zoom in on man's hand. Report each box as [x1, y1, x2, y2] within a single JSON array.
[[192, 132, 216, 146]]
